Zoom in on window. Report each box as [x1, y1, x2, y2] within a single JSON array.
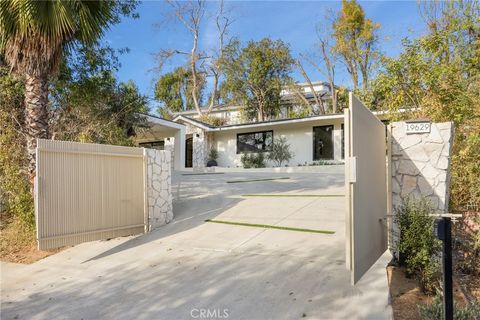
[[138, 140, 165, 150], [237, 131, 273, 154], [341, 124, 345, 160], [313, 125, 334, 160]]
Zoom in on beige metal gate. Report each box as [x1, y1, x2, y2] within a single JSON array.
[[345, 94, 388, 284], [35, 139, 146, 250]]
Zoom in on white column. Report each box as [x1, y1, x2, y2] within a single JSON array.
[[333, 122, 343, 161], [174, 127, 185, 170]]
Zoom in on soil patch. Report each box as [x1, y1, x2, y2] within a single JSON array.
[[387, 266, 467, 320]]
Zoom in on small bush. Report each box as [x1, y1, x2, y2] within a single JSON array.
[[198, 114, 227, 127], [240, 153, 266, 168], [419, 295, 480, 320], [267, 137, 294, 167], [208, 148, 219, 161], [394, 197, 442, 293]]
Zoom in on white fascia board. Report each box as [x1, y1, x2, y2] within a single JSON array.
[[213, 114, 344, 132], [146, 115, 185, 130], [172, 115, 213, 131]]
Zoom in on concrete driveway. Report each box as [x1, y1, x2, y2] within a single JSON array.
[[1, 166, 392, 320]]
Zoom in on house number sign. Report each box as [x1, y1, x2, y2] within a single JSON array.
[[406, 121, 431, 134]]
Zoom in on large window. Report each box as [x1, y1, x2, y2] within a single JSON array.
[[237, 130, 273, 154], [313, 125, 334, 160], [138, 140, 165, 150]]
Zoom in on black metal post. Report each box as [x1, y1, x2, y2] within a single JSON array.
[[442, 217, 453, 320]]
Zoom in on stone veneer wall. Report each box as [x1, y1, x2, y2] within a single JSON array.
[[391, 121, 454, 212], [164, 138, 175, 170], [185, 123, 208, 169], [145, 149, 173, 230]]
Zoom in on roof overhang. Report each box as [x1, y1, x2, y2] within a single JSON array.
[[135, 114, 185, 142]]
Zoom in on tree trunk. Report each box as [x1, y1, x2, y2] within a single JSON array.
[[24, 74, 49, 182], [191, 30, 202, 116]]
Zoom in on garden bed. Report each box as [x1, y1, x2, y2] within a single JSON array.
[[387, 266, 468, 320]]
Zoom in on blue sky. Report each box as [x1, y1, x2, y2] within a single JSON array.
[[103, 1, 427, 107]]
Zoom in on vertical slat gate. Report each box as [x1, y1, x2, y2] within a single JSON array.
[[35, 139, 146, 250], [345, 94, 388, 284]]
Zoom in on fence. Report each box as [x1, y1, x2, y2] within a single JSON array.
[[35, 139, 172, 250]]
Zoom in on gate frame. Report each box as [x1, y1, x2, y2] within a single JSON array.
[[344, 93, 389, 284]]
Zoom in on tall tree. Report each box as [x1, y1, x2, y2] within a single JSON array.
[[0, 0, 135, 179], [332, 0, 380, 92], [221, 38, 295, 121], [154, 66, 205, 115], [157, 0, 232, 115], [50, 43, 148, 145]]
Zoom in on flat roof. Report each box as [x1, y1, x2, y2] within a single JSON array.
[[174, 113, 345, 132]]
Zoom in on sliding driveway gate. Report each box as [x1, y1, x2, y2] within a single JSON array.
[[35, 139, 147, 250]]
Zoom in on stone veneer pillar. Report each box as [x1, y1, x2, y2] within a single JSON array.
[[390, 121, 454, 212], [145, 149, 173, 230]]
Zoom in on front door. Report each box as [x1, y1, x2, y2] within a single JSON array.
[[185, 137, 193, 168], [313, 125, 334, 160]]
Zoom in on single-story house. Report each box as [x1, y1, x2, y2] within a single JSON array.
[[134, 83, 389, 170], [135, 110, 349, 170]]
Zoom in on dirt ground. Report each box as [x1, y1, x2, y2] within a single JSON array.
[[0, 217, 59, 264], [387, 266, 469, 320]]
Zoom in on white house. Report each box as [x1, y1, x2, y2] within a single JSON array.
[[135, 82, 380, 170]]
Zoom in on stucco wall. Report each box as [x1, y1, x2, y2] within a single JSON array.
[[213, 118, 344, 167], [390, 121, 454, 212], [145, 149, 173, 230]]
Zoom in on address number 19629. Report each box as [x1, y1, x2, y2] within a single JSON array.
[[406, 122, 431, 134]]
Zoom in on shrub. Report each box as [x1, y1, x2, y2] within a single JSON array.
[[454, 212, 480, 276], [208, 148, 219, 161], [267, 137, 294, 167], [418, 294, 480, 320], [394, 197, 441, 293], [240, 153, 266, 168], [450, 124, 480, 210], [0, 69, 35, 229], [198, 114, 227, 127]]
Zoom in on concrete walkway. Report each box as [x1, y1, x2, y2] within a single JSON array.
[[1, 166, 392, 319]]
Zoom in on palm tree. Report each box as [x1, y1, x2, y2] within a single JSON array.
[[0, 1, 116, 179]]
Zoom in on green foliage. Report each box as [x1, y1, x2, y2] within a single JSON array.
[[450, 123, 480, 209], [454, 212, 480, 276], [332, 0, 380, 91], [198, 114, 227, 127], [221, 38, 295, 121], [394, 197, 441, 293], [0, 0, 137, 75], [240, 153, 266, 168], [370, 2, 480, 211], [50, 44, 149, 146], [0, 68, 34, 228], [419, 294, 480, 320], [154, 66, 205, 113], [267, 137, 294, 167], [208, 148, 219, 161]]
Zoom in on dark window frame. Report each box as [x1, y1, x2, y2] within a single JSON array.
[[236, 130, 274, 154], [138, 140, 165, 150], [312, 125, 334, 161]]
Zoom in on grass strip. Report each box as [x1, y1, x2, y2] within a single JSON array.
[[205, 219, 335, 234], [226, 177, 290, 184], [182, 172, 225, 176], [241, 194, 344, 198]]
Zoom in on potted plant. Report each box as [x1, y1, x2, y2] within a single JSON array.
[[207, 148, 219, 167]]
